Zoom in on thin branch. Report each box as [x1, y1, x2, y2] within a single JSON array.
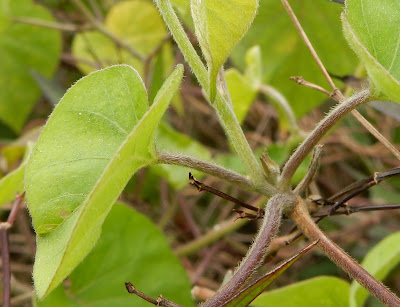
[[281, 0, 338, 94], [202, 194, 294, 307], [125, 283, 183, 307], [289, 197, 400, 306], [258, 84, 298, 133], [313, 203, 400, 217], [13, 17, 91, 32], [174, 216, 249, 257], [157, 151, 255, 192], [1, 194, 25, 307], [290, 76, 331, 97], [294, 145, 323, 195], [282, 0, 400, 162], [189, 173, 264, 216], [279, 89, 370, 189], [72, 0, 145, 61]]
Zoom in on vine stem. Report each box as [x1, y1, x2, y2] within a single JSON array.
[[154, 0, 270, 191], [289, 196, 400, 307], [201, 194, 295, 307], [279, 89, 370, 189]]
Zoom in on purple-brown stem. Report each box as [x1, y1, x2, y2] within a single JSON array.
[[201, 194, 296, 307], [289, 196, 400, 306]]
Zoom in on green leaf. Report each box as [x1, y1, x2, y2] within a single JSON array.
[[252, 277, 350, 307], [0, 0, 61, 132], [225, 68, 257, 124], [36, 204, 194, 307], [244, 45, 262, 89], [222, 241, 317, 307], [349, 231, 400, 307], [191, 0, 259, 100], [25, 64, 183, 298], [231, 0, 357, 117], [342, 0, 400, 102], [150, 122, 212, 189], [0, 143, 32, 207], [72, 1, 171, 76]]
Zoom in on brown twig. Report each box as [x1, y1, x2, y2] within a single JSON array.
[[290, 76, 331, 97], [1, 193, 25, 307], [125, 282, 183, 307], [202, 194, 293, 307], [289, 196, 400, 306], [189, 173, 264, 217], [13, 17, 91, 32]]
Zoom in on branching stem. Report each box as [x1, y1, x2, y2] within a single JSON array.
[[289, 197, 400, 306], [279, 89, 370, 189]]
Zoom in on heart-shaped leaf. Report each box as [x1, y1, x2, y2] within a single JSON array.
[[349, 231, 400, 307], [25, 64, 183, 298], [222, 241, 317, 307], [342, 0, 400, 102], [36, 204, 195, 307], [0, 0, 61, 132], [191, 0, 258, 100], [252, 276, 350, 307]]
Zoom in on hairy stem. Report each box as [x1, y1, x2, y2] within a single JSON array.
[[289, 196, 400, 307], [157, 151, 253, 190], [155, 0, 269, 190], [279, 89, 370, 190], [202, 194, 295, 307], [154, 0, 207, 87]]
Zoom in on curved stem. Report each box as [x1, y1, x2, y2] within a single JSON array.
[[202, 194, 295, 307], [279, 89, 370, 190], [258, 84, 298, 134], [289, 196, 400, 307]]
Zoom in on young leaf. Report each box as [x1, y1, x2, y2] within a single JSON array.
[[0, 143, 32, 207], [221, 241, 317, 307], [36, 204, 194, 307], [72, 1, 171, 76], [349, 231, 400, 307], [252, 277, 350, 307], [0, 0, 61, 132], [244, 45, 262, 89], [225, 68, 257, 124], [231, 1, 357, 117], [191, 0, 259, 101], [342, 0, 400, 102], [25, 64, 183, 298]]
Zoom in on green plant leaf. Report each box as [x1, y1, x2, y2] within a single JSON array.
[[244, 45, 262, 89], [252, 276, 350, 307], [191, 0, 259, 100], [0, 0, 61, 132], [222, 241, 317, 307], [231, 0, 357, 117], [36, 203, 194, 307], [225, 68, 257, 124], [72, 0, 171, 76], [342, 0, 400, 102], [150, 122, 212, 189], [0, 143, 32, 207], [349, 231, 400, 307], [25, 64, 183, 298]]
